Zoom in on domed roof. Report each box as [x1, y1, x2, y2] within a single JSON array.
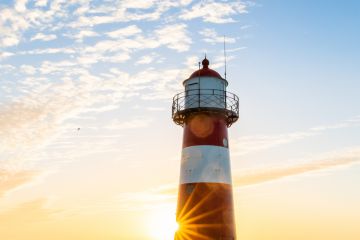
[[188, 57, 224, 79]]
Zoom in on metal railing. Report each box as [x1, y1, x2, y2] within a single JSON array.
[[172, 89, 239, 127]]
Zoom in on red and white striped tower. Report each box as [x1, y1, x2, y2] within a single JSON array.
[[172, 57, 239, 240]]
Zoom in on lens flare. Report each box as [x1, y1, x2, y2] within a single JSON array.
[[147, 205, 179, 240]]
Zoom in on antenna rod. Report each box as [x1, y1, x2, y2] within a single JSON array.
[[224, 35, 227, 80], [198, 61, 201, 107]]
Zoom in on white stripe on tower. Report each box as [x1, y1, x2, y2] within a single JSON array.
[[180, 145, 232, 184]]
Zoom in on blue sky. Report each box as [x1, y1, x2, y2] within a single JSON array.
[[0, 1, 360, 239]]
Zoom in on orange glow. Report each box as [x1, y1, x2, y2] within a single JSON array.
[[189, 114, 214, 138]]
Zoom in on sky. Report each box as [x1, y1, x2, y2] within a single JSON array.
[[0, 0, 360, 239]]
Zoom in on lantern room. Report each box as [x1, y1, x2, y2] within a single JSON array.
[[172, 57, 239, 127]]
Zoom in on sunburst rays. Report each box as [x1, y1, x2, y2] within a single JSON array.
[[174, 183, 230, 240]]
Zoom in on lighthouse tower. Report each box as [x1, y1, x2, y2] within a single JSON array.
[[172, 57, 239, 239]]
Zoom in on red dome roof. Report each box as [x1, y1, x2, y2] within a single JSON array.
[[188, 57, 224, 79]]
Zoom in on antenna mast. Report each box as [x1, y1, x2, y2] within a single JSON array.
[[224, 35, 227, 80]]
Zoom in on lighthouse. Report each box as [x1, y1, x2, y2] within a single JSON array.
[[172, 57, 239, 239]]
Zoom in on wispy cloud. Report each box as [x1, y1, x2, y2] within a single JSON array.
[[0, 1, 69, 47], [227, 46, 247, 52], [68, 29, 98, 42], [71, 23, 191, 68], [0, 100, 57, 152], [0, 68, 128, 161], [155, 24, 192, 52], [233, 147, 360, 187], [136, 55, 154, 65], [68, 0, 192, 28], [18, 47, 76, 55], [233, 131, 317, 156], [20, 65, 37, 75], [0, 51, 14, 60], [0, 169, 37, 197], [184, 55, 201, 69], [34, 0, 48, 8], [106, 25, 142, 38], [199, 28, 236, 44], [233, 117, 360, 156], [180, 0, 247, 23], [30, 33, 57, 41], [89, 23, 191, 54], [240, 24, 251, 30]]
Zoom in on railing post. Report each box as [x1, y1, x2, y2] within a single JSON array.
[[226, 91, 228, 109], [198, 88, 200, 108]]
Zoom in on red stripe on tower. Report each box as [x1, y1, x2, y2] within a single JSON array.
[[183, 114, 228, 148], [172, 57, 239, 240]]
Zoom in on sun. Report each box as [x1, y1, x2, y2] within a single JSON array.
[[147, 205, 179, 240]]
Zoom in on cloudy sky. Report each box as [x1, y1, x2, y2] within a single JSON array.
[[1, 0, 360, 239]]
